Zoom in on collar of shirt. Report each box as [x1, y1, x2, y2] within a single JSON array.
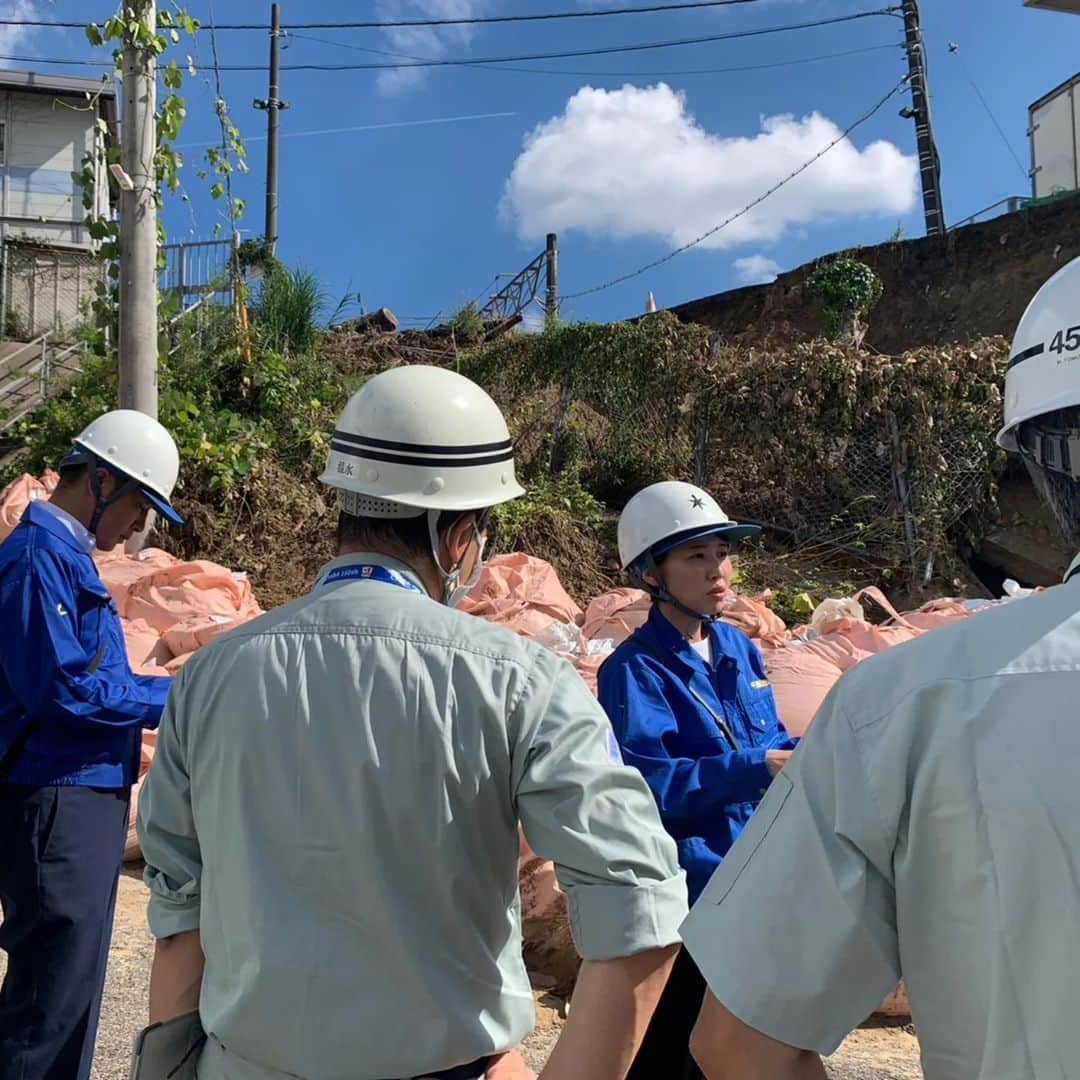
[[34, 499, 96, 554], [311, 550, 430, 597], [1065, 553, 1080, 584], [644, 604, 721, 674]]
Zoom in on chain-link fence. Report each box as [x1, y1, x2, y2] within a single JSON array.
[[1, 241, 105, 342], [695, 409, 996, 578], [461, 316, 1006, 582]]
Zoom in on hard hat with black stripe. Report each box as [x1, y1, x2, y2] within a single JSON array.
[[319, 364, 525, 514], [999, 255, 1080, 473]]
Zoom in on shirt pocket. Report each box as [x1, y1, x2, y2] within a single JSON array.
[[739, 679, 780, 735], [75, 581, 119, 669], [696, 771, 794, 908]]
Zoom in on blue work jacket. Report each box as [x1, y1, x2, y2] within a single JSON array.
[[0, 502, 171, 788], [598, 605, 795, 902]]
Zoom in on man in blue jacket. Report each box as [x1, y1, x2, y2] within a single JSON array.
[[0, 409, 184, 1080], [599, 481, 795, 1080]]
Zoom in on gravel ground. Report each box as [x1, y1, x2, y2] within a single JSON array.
[[1, 870, 924, 1078]]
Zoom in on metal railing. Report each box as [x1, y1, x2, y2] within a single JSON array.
[[159, 237, 236, 307], [947, 196, 1026, 232], [0, 334, 89, 429]]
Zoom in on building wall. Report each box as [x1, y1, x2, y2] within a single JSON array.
[[0, 88, 101, 247]]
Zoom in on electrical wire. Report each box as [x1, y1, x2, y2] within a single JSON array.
[[0, 2, 770, 32], [560, 75, 912, 301], [234, 10, 904, 71], [0, 9, 902, 74], [285, 34, 902, 79], [175, 112, 518, 149], [948, 43, 1027, 180]]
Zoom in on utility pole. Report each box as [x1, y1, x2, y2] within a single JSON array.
[[254, 3, 288, 254], [545, 232, 558, 327], [901, 0, 946, 236], [118, 0, 158, 418]]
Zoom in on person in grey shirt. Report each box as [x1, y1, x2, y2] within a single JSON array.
[[682, 259, 1080, 1079], [137, 364, 687, 1080]]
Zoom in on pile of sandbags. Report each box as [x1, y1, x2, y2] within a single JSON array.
[[0, 471, 59, 543], [461, 554, 1036, 992], [94, 548, 263, 860]]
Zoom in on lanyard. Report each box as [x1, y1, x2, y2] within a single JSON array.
[[316, 564, 425, 595]]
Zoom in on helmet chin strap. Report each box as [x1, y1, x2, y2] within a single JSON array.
[[634, 551, 722, 625], [65, 450, 139, 536]]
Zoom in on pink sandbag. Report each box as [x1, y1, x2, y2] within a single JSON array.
[[719, 592, 788, 644], [902, 597, 975, 632], [125, 560, 262, 634], [164, 650, 195, 674], [95, 548, 180, 612], [760, 641, 843, 738], [124, 734, 156, 862], [0, 471, 59, 543], [121, 617, 174, 676], [571, 653, 606, 696], [582, 588, 651, 645], [461, 553, 583, 637], [163, 613, 247, 657]]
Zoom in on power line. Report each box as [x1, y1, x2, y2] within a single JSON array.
[[233, 9, 905, 71], [0, 40, 905, 79], [0, 9, 902, 74], [286, 36, 902, 79], [175, 111, 518, 148], [0, 2, 768, 32], [561, 75, 912, 302], [947, 43, 1027, 181]]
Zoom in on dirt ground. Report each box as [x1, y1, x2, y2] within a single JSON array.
[[5, 871, 921, 1079]]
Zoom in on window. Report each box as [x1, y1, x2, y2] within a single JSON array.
[[0, 121, 6, 166]]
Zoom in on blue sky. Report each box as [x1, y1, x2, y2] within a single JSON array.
[[6, 0, 1080, 325]]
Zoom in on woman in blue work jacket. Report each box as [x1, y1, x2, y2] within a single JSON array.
[[598, 480, 795, 1080]]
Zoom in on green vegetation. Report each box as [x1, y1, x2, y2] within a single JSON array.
[[805, 257, 884, 343]]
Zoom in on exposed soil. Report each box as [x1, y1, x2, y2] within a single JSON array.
[[668, 194, 1080, 356]]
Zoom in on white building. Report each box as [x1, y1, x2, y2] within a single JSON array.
[[0, 68, 115, 248], [0, 70, 116, 340]]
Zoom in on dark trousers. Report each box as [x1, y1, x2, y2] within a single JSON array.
[[626, 946, 706, 1080], [0, 784, 130, 1080]]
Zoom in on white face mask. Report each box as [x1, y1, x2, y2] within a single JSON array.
[[444, 525, 487, 608], [428, 511, 488, 607]]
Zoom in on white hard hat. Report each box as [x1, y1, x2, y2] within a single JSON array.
[[617, 481, 760, 570], [319, 365, 525, 515], [998, 255, 1080, 452], [69, 409, 183, 524]]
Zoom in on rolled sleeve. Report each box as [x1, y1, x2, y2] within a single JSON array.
[[512, 658, 688, 960], [565, 874, 690, 961], [680, 697, 900, 1055], [138, 667, 203, 939]]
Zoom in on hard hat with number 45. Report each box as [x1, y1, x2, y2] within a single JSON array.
[[998, 255, 1080, 452], [617, 481, 760, 570]]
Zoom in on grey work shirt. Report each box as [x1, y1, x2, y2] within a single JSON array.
[[138, 553, 686, 1080], [682, 560, 1080, 1079]]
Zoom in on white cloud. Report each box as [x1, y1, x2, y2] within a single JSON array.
[[376, 0, 486, 95], [734, 254, 781, 285], [500, 83, 918, 252], [0, 0, 41, 53]]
